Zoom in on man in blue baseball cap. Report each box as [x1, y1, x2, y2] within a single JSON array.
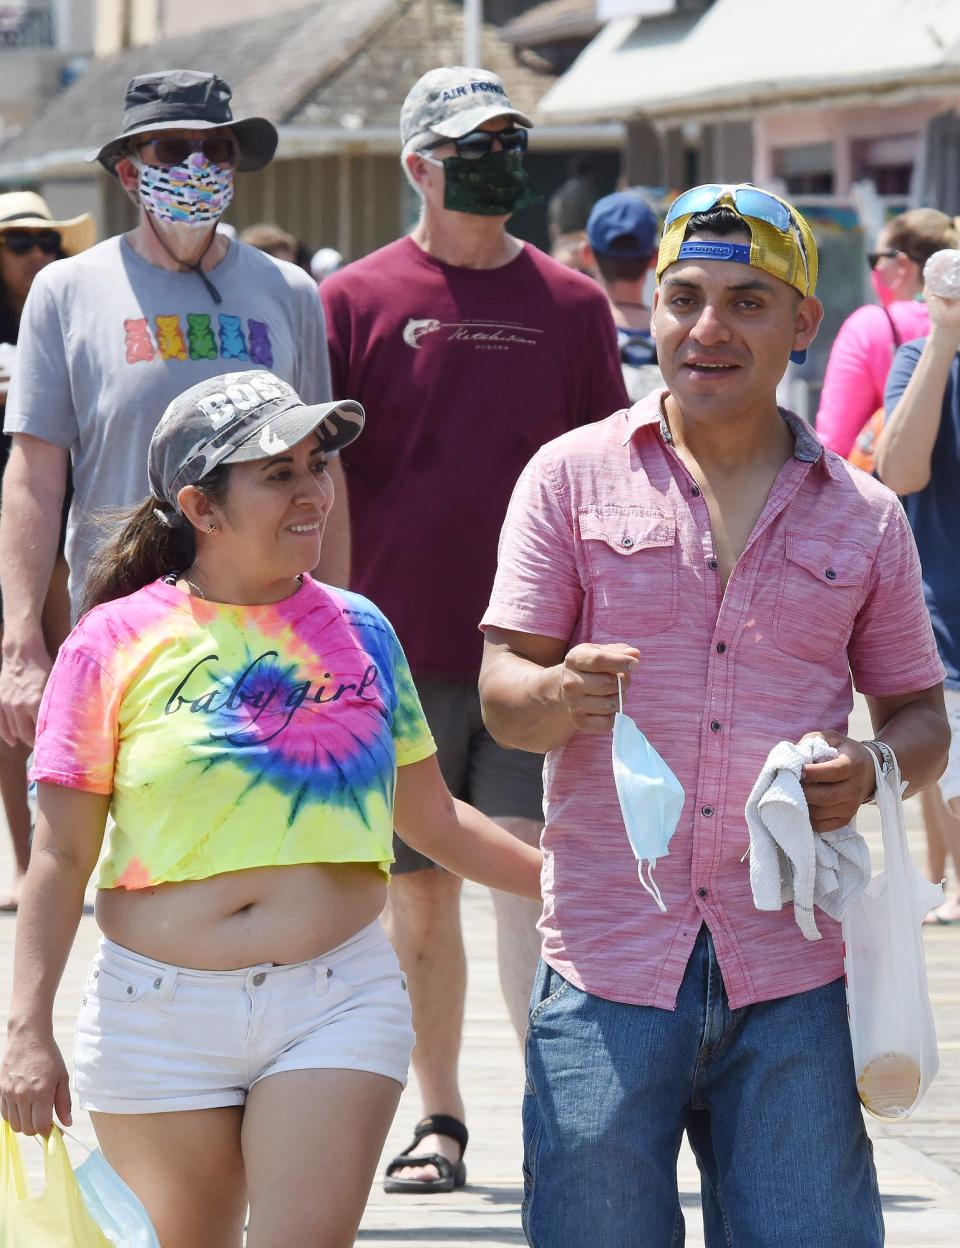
[[584, 190, 664, 401]]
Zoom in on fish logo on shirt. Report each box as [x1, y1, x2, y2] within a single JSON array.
[[403, 318, 443, 349], [402, 317, 542, 351]]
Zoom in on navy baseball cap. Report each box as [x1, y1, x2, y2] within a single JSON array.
[[587, 191, 659, 258]]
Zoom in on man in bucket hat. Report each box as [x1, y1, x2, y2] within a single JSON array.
[[0, 69, 344, 751], [322, 66, 627, 1194], [479, 183, 949, 1245]]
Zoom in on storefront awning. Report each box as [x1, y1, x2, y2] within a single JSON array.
[[540, 0, 960, 123]]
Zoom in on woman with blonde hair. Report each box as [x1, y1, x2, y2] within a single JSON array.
[[0, 369, 541, 1247]]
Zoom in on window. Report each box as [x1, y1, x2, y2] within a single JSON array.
[[852, 134, 918, 197], [773, 143, 834, 195]]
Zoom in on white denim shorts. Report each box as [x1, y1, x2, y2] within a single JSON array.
[[74, 919, 414, 1114], [941, 688, 960, 806]]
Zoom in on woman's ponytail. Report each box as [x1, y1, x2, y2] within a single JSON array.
[[80, 498, 196, 615], [79, 462, 232, 616]]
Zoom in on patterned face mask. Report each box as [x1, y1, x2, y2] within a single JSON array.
[[133, 151, 235, 228]]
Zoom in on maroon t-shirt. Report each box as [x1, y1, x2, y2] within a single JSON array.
[[322, 236, 629, 681]]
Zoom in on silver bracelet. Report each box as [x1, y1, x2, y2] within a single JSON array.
[[862, 738, 896, 801]]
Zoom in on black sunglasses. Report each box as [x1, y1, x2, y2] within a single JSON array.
[[867, 249, 899, 270], [136, 135, 237, 168], [1, 230, 61, 257], [423, 126, 528, 161]]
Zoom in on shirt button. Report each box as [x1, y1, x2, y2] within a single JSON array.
[[701, 805, 714, 817], [825, 568, 837, 580], [707, 558, 719, 571], [716, 642, 727, 654], [691, 485, 701, 496], [697, 887, 708, 899], [252, 972, 266, 987], [710, 720, 722, 733], [622, 536, 634, 548]]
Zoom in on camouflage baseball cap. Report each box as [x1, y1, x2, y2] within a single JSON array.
[[400, 67, 534, 146], [148, 370, 364, 521]]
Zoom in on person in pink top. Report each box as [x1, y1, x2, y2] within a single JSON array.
[[479, 184, 950, 1247], [816, 208, 958, 458]]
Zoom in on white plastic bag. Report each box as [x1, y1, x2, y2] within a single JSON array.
[[842, 750, 943, 1120]]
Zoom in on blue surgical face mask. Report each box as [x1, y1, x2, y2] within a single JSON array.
[[75, 1144, 161, 1246], [611, 676, 685, 911]]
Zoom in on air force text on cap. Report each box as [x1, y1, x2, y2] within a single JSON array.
[[440, 80, 508, 103]]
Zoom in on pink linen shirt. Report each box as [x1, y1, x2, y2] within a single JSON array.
[[481, 391, 944, 1010]]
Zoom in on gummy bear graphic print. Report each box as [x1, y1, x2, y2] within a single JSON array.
[[122, 313, 273, 366], [30, 579, 436, 888]]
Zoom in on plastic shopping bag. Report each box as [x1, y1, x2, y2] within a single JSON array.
[[842, 751, 943, 1120], [74, 1144, 160, 1248], [0, 1120, 112, 1247]]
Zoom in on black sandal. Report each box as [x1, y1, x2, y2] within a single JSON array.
[[383, 1114, 469, 1193]]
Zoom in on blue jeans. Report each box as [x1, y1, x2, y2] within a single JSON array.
[[522, 927, 883, 1247]]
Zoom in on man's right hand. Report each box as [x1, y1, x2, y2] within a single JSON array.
[[0, 639, 52, 748], [557, 643, 640, 734]]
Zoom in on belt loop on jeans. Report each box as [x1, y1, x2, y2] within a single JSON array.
[[312, 961, 334, 995]]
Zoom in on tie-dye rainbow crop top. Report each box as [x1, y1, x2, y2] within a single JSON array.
[[30, 578, 436, 888]]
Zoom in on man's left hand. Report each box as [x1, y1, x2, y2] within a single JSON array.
[[799, 730, 876, 833]]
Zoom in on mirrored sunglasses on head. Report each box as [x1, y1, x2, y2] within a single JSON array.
[[1, 229, 61, 256], [421, 126, 528, 161], [135, 134, 238, 167], [664, 184, 793, 233], [666, 183, 811, 285]]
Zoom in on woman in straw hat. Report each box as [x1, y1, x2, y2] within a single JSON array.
[[0, 190, 94, 911]]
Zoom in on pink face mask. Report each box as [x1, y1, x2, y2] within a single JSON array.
[[870, 267, 896, 308]]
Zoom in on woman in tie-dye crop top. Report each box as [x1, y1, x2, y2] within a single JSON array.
[[32, 576, 438, 889], [1, 370, 542, 1244]]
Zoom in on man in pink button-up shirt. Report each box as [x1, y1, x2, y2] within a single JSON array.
[[480, 185, 950, 1248]]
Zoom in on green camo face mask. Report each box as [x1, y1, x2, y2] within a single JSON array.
[[437, 149, 543, 217]]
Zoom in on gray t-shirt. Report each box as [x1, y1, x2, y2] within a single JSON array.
[[4, 235, 331, 604]]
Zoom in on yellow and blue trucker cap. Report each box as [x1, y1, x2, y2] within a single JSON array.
[[656, 184, 818, 298]]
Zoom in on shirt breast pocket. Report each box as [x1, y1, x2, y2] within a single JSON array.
[[774, 533, 871, 662], [578, 507, 679, 637]]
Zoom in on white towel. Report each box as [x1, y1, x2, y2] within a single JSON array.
[[745, 736, 871, 941]]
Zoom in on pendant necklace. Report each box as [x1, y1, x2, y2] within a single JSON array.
[[179, 569, 305, 601], [181, 565, 207, 599]]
